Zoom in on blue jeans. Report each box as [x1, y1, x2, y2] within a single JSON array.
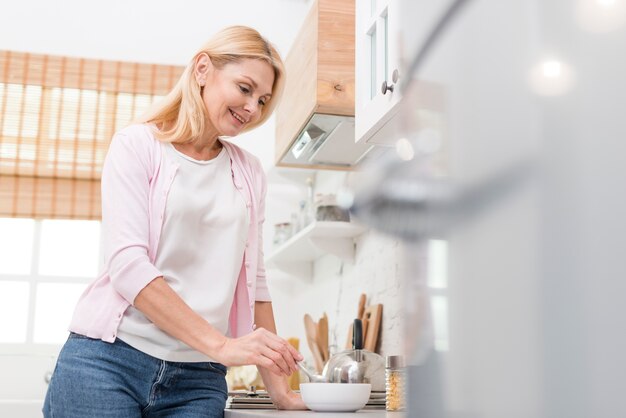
[[43, 333, 228, 417]]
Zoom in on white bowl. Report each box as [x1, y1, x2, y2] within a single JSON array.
[[300, 383, 371, 412]]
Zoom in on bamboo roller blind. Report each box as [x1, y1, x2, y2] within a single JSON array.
[[0, 50, 184, 220]]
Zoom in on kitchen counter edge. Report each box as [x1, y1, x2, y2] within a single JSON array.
[[225, 409, 404, 417]]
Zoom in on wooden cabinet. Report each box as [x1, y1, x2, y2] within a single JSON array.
[[274, 0, 368, 169], [355, 0, 403, 146]]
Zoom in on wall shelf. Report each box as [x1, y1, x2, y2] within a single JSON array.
[[265, 221, 366, 278]]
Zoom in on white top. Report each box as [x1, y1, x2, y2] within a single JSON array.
[[117, 142, 249, 362]]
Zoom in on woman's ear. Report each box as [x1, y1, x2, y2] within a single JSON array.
[[194, 52, 213, 86]]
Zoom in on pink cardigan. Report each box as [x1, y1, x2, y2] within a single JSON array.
[[69, 124, 271, 343]]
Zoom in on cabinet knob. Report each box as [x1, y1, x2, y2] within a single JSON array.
[[381, 70, 400, 95], [381, 80, 394, 95], [392, 69, 400, 83]]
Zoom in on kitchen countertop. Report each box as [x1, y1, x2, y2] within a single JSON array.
[[225, 410, 404, 417]]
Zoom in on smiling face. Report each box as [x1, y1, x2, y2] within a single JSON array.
[[195, 55, 275, 138]]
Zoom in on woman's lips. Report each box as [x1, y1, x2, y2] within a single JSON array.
[[229, 109, 246, 125]]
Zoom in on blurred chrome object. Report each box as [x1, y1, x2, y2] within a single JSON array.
[[322, 319, 386, 391], [349, 0, 478, 242], [351, 0, 626, 417], [350, 152, 533, 241], [398, 0, 473, 93]]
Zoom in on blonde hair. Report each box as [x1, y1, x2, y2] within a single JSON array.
[[137, 26, 285, 143]]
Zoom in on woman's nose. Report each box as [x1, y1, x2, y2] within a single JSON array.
[[243, 99, 260, 117]]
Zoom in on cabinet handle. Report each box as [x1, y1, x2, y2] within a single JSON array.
[[381, 69, 400, 95], [381, 80, 394, 95]]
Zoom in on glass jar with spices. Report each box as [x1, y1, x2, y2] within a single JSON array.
[[385, 355, 406, 411], [273, 222, 292, 247]]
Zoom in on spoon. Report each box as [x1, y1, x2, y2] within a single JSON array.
[[297, 362, 326, 383]]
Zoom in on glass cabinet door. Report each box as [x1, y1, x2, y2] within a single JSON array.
[[355, 0, 403, 146]]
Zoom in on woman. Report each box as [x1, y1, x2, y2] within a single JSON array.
[[44, 26, 306, 417]]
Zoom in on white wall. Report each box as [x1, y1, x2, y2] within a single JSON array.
[[0, 0, 312, 65]]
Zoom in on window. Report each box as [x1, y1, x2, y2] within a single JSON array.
[[0, 217, 34, 274], [0, 50, 182, 220], [0, 281, 29, 343], [0, 217, 101, 352], [38, 219, 100, 277]]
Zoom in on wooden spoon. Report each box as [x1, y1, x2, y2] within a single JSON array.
[[357, 293, 367, 320], [317, 313, 329, 362], [304, 314, 324, 373]]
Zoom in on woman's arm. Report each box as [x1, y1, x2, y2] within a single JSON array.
[[134, 277, 301, 377], [254, 301, 307, 410]]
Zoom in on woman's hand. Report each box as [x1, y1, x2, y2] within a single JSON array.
[[214, 327, 303, 376], [271, 390, 307, 410]]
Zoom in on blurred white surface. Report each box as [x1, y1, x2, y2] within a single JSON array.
[[376, 0, 626, 416]]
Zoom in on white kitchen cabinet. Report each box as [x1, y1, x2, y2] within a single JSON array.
[[265, 221, 366, 278], [355, 0, 403, 146]]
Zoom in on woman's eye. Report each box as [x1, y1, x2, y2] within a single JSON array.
[[258, 99, 266, 106], [239, 85, 250, 94]]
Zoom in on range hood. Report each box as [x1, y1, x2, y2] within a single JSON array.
[[279, 114, 375, 167], [274, 0, 376, 169]]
